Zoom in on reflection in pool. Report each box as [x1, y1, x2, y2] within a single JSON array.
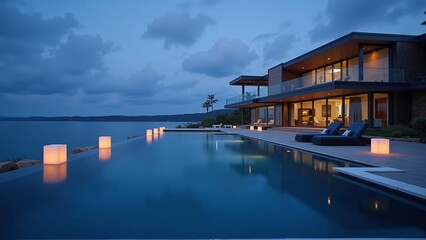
[[0, 133, 425, 238]]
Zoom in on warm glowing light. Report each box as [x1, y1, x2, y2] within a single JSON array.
[[371, 138, 390, 154], [43, 144, 67, 165], [99, 148, 111, 160], [43, 163, 67, 183], [146, 129, 153, 136], [146, 135, 152, 144], [250, 126, 254, 130], [98, 136, 111, 149], [374, 201, 379, 210], [257, 126, 263, 132], [327, 196, 331, 205], [159, 127, 165, 132], [153, 128, 159, 134], [232, 125, 236, 129]]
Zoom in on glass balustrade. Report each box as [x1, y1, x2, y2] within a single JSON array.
[[226, 67, 404, 105]]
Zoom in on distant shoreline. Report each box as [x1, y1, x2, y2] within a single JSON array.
[[0, 109, 234, 122]]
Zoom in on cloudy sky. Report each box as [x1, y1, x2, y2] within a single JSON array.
[[1, 0, 425, 116]]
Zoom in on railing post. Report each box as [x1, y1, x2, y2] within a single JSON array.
[[359, 44, 364, 81]]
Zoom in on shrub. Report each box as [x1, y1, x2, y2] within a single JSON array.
[[391, 131, 402, 137], [411, 117, 426, 136], [387, 125, 416, 137]]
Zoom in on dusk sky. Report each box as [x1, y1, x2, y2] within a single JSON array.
[[1, 0, 425, 117]]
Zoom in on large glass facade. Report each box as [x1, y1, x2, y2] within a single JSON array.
[[286, 94, 373, 128], [255, 106, 275, 125]]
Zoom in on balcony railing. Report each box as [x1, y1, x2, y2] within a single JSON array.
[[226, 67, 404, 105], [226, 88, 268, 105]]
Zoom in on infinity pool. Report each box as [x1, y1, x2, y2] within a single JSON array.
[[0, 132, 425, 238]]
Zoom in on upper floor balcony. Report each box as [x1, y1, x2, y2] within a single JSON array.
[[226, 67, 405, 106]]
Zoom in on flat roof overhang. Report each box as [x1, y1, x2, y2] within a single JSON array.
[[229, 75, 268, 86], [281, 32, 417, 73], [225, 82, 410, 108]]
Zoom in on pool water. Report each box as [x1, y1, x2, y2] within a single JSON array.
[[0, 133, 425, 238]]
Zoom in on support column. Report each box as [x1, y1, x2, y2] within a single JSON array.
[[358, 44, 364, 81], [257, 82, 260, 96], [368, 92, 374, 127], [341, 96, 346, 127]]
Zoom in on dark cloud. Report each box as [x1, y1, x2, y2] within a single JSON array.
[[0, 2, 114, 96], [182, 39, 258, 78], [263, 33, 296, 62], [84, 65, 165, 97], [309, 0, 426, 42], [0, 2, 78, 64], [252, 32, 279, 42], [49, 34, 114, 75], [142, 12, 215, 49]]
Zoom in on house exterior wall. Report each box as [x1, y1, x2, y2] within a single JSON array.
[[268, 65, 283, 95], [412, 89, 426, 119], [394, 42, 426, 83]]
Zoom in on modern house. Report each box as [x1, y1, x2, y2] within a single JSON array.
[[225, 32, 426, 128]]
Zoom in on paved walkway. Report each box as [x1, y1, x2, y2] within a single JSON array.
[[221, 127, 426, 200]]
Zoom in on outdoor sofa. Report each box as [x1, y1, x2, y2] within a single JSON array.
[[295, 122, 343, 142], [311, 122, 370, 146]]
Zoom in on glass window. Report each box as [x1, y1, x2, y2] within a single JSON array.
[[267, 106, 274, 124], [333, 62, 341, 81], [348, 57, 358, 81], [325, 65, 332, 82], [313, 99, 328, 127], [289, 103, 300, 126], [346, 94, 368, 126], [328, 97, 343, 125], [373, 93, 388, 127], [317, 68, 324, 84], [342, 60, 347, 79], [300, 101, 313, 126]]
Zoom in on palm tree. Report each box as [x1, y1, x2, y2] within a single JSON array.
[[202, 100, 211, 112], [422, 11, 426, 30], [207, 94, 218, 111]]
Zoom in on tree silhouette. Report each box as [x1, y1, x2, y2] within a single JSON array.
[[207, 94, 218, 111], [422, 10, 426, 30], [202, 100, 211, 112]]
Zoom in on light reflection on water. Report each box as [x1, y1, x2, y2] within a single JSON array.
[[0, 132, 425, 238]]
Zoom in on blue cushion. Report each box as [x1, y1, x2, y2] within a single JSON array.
[[320, 129, 330, 135], [342, 130, 353, 136]]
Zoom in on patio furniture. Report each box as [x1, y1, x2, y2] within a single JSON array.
[[295, 122, 343, 142], [311, 122, 370, 145], [212, 123, 222, 128]]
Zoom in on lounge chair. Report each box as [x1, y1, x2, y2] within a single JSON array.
[[212, 123, 222, 128], [267, 119, 274, 126], [295, 122, 343, 142], [311, 122, 370, 145]]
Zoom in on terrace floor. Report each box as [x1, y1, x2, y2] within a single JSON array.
[[218, 127, 426, 200]]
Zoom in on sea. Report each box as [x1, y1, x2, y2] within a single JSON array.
[[0, 121, 183, 161]]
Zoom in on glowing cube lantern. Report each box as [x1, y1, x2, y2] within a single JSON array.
[[98, 136, 111, 149], [371, 138, 390, 154], [153, 128, 159, 134], [159, 127, 165, 132], [43, 144, 67, 165], [250, 126, 254, 130], [232, 125, 237, 129], [257, 126, 263, 132], [146, 129, 153, 136], [99, 148, 111, 161]]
